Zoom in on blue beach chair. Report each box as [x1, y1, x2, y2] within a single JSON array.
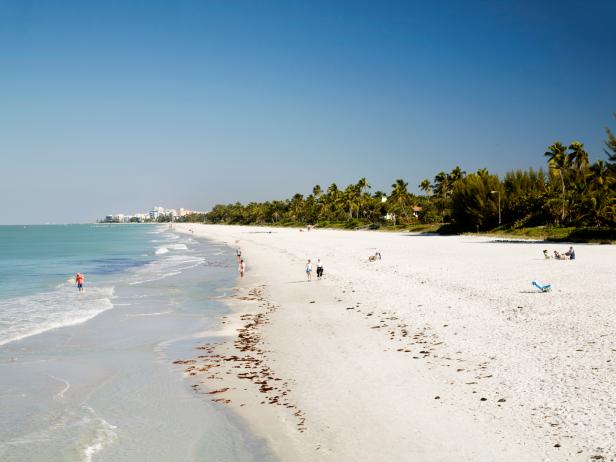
[[532, 280, 551, 292]]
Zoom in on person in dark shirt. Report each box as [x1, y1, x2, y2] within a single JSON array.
[[564, 246, 576, 260]]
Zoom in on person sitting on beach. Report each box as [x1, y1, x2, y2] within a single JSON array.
[[75, 273, 85, 292], [543, 249, 550, 259], [564, 246, 575, 260], [553, 250, 569, 260], [238, 259, 245, 278], [316, 259, 324, 280], [306, 259, 312, 281]]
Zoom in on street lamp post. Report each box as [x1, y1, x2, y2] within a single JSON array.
[[490, 190, 501, 225]]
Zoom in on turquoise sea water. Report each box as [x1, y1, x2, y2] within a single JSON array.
[[0, 224, 153, 298], [0, 224, 273, 462], [0, 225, 154, 346]]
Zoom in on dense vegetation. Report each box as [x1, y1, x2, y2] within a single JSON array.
[[183, 116, 616, 236]]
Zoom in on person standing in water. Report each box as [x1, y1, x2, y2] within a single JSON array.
[[239, 259, 245, 278], [316, 259, 324, 280], [75, 273, 85, 293], [306, 259, 312, 281]]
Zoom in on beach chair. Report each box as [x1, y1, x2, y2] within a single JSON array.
[[532, 280, 551, 292]]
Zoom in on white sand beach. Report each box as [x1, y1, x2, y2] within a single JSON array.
[[176, 223, 616, 462]]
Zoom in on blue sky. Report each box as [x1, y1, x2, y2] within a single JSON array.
[[1, 0, 615, 223]]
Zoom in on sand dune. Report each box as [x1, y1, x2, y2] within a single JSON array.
[[176, 223, 616, 462]]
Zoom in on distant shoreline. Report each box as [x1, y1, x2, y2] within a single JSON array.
[[177, 220, 616, 244], [3, 221, 611, 244]]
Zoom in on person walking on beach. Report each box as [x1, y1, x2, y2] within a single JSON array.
[[316, 259, 324, 280], [306, 259, 312, 281], [236, 248, 242, 261], [75, 273, 85, 293], [239, 259, 245, 278]]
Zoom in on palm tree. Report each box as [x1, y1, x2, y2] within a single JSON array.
[[390, 179, 410, 221], [290, 193, 305, 221], [569, 141, 589, 172], [373, 190, 387, 201], [449, 166, 466, 184], [419, 179, 432, 196], [433, 172, 449, 199], [311, 185, 323, 219], [327, 183, 339, 196], [569, 141, 590, 196], [325, 183, 341, 220], [356, 177, 371, 218], [433, 172, 450, 221], [584, 160, 615, 225], [343, 184, 361, 219], [356, 177, 370, 194], [589, 160, 611, 188], [545, 142, 572, 222], [476, 168, 489, 178], [604, 113, 616, 165]]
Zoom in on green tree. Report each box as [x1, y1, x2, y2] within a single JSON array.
[[544, 142, 572, 223], [419, 179, 432, 196], [450, 170, 502, 230], [389, 179, 411, 223], [604, 113, 616, 165], [356, 177, 371, 219]]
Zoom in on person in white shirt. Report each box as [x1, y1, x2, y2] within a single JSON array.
[[316, 259, 324, 280]]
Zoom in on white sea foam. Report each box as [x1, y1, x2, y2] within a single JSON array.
[[82, 406, 117, 462], [146, 228, 166, 234], [0, 286, 115, 347], [167, 243, 188, 250], [128, 271, 181, 285], [129, 259, 203, 286], [125, 311, 172, 317], [49, 374, 71, 401], [129, 241, 204, 286], [155, 243, 188, 255]]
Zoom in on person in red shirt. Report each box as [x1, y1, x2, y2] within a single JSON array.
[[75, 273, 85, 292]]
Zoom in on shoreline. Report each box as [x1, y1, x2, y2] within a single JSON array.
[[174, 222, 616, 245], [174, 230, 313, 461], [0, 226, 271, 462], [176, 223, 616, 461]]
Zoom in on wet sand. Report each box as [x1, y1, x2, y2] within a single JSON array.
[[176, 224, 616, 462]]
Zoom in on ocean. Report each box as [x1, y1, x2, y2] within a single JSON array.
[[0, 224, 273, 462]]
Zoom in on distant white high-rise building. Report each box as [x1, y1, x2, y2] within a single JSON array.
[[149, 206, 164, 220]]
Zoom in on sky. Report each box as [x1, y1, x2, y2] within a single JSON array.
[[1, 0, 615, 224]]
